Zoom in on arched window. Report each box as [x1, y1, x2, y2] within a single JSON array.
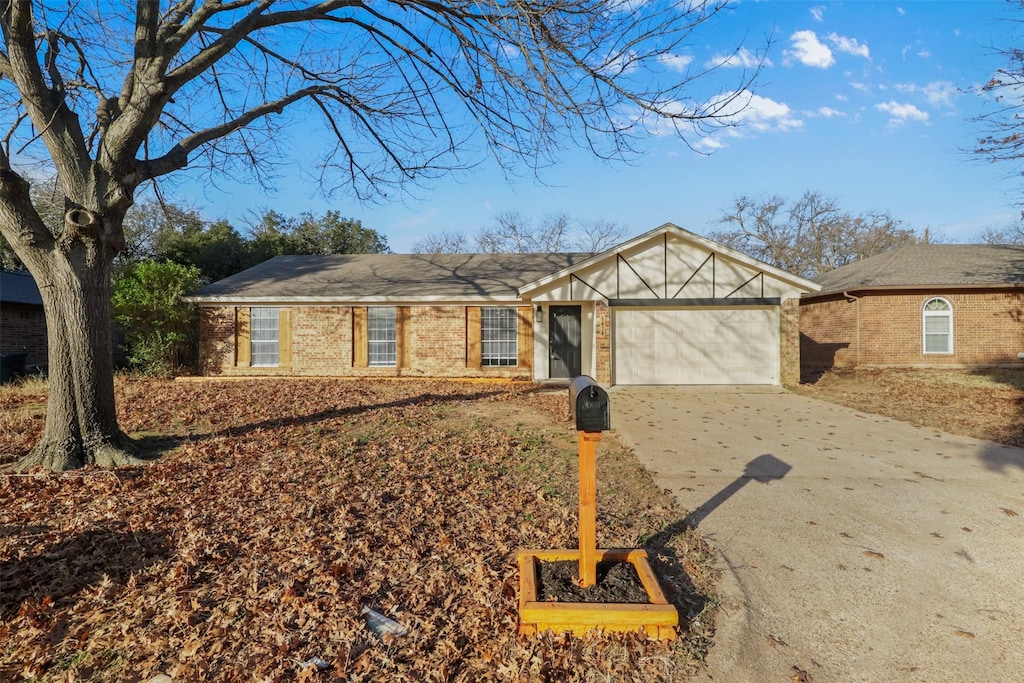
[[923, 298, 953, 354]]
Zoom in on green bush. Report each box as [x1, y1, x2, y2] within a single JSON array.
[[112, 261, 203, 376]]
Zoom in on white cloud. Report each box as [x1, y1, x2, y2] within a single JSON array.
[[850, 81, 871, 94], [661, 90, 803, 150], [898, 6, 905, 15], [500, 43, 522, 60], [786, 30, 834, 68], [876, 100, 929, 126], [704, 47, 768, 69], [894, 80, 958, 108], [805, 106, 846, 118], [694, 136, 725, 152], [827, 33, 870, 59], [810, 5, 825, 22], [708, 90, 804, 133], [659, 53, 694, 71], [901, 45, 910, 60], [918, 49, 932, 58]]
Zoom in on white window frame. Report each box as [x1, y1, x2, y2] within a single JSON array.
[[481, 307, 518, 367], [922, 297, 953, 355], [251, 307, 279, 366], [367, 306, 397, 367]]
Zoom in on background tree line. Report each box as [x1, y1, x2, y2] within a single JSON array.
[[1, 178, 389, 376]]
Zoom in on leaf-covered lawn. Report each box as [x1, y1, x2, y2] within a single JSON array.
[[797, 367, 1024, 449], [1, 379, 715, 682]]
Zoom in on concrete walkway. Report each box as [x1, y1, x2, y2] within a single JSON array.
[[610, 386, 1024, 683]]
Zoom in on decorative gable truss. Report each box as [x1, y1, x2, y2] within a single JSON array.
[[523, 226, 814, 305]]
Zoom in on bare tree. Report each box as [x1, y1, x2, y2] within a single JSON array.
[[574, 218, 627, 252], [412, 230, 471, 254], [414, 212, 627, 253], [979, 221, 1024, 244], [972, 2, 1024, 187], [0, 0, 757, 470], [709, 192, 922, 279]]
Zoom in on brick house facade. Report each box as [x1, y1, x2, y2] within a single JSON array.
[[190, 225, 819, 386], [800, 245, 1024, 380], [0, 271, 47, 368], [200, 304, 534, 380]]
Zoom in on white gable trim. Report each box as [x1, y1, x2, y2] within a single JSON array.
[[518, 223, 821, 296]]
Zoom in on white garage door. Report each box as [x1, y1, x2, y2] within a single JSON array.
[[614, 308, 779, 385]]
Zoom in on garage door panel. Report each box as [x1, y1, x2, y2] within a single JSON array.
[[614, 308, 778, 385]]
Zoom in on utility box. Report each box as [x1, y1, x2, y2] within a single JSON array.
[[569, 375, 610, 432]]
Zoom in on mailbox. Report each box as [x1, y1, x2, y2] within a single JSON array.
[[569, 375, 611, 432]]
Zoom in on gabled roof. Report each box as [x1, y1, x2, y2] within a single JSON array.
[[518, 223, 822, 295], [0, 270, 43, 306], [813, 244, 1024, 294], [190, 252, 594, 303]]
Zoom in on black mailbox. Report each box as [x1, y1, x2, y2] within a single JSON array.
[[569, 375, 611, 432]]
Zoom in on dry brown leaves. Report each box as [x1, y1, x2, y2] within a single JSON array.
[[1, 379, 714, 682], [797, 368, 1024, 448]]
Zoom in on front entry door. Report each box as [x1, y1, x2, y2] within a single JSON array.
[[549, 305, 582, 378]]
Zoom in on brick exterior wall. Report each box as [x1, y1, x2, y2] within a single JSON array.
[[779, 298, 801, 387], [1, 303, 47, 367], [199, 304, 533, 379], [594, 301, 611, 384], [800, 289, 1024, 379]]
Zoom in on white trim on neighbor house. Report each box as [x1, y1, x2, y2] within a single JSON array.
[[922, 297, 954, 355]]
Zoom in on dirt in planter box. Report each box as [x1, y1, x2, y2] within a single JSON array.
[[537, 560, 650, 603]]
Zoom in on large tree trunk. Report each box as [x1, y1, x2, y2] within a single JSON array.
[[11, 209, 145, 472]]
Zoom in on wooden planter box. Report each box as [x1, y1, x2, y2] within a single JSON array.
[[517, 548, 678, 640]]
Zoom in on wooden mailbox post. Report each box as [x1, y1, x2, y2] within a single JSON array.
[[516, 377, 678, 639]]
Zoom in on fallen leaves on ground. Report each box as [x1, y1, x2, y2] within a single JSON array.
[[797, 368, 1024, 449], [1, 379, 715, 681]]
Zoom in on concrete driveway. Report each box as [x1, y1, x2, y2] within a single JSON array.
[[610, 386, 1024, 683]]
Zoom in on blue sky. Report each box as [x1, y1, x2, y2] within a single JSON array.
[[175, 1, 1023, 253]]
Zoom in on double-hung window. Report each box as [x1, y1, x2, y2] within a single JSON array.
[[923, 298, 953, 354], [251, 307, 280, 366], [481, 307, 517, 366], [368, 306, 397, 366]]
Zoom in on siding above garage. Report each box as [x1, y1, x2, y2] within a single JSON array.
[[521, 224, 820, 386]]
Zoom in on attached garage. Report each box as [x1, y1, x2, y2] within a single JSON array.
[[520, 224, 819, 386], [613, 307, 780, 385]]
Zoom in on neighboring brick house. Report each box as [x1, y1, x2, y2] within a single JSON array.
[[0, 270, 47, 369], [190, 224, 819, 386], [800, 244, 1024, 379]]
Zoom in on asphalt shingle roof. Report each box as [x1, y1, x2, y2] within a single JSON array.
[[0, 271, 43, 306], [192, 253, 596, 301], [814, 244, 1024, 293]]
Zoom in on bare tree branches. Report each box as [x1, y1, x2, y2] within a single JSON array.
[[413, 211, 626, 253], [708, 192, 923, 279], [2, 0, 759, 215]]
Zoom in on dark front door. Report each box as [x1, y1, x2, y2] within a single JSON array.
[[549, 305, 582, 378]]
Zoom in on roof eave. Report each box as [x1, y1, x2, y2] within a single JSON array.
[[803, 282, 1024, 299]]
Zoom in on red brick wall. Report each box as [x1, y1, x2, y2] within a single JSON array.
[[199, 305, 533, 379], [800, 289, 1024, 377], [1, 304, 48, 367]]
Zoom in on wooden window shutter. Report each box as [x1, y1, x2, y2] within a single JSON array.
[[397, 306, 411, 368], [353, 307, 368, 368], [517, 306, 533, 370], [236, 307, 251, 367], [278, 308, 292, 368], [466, 306, 482, 368]]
